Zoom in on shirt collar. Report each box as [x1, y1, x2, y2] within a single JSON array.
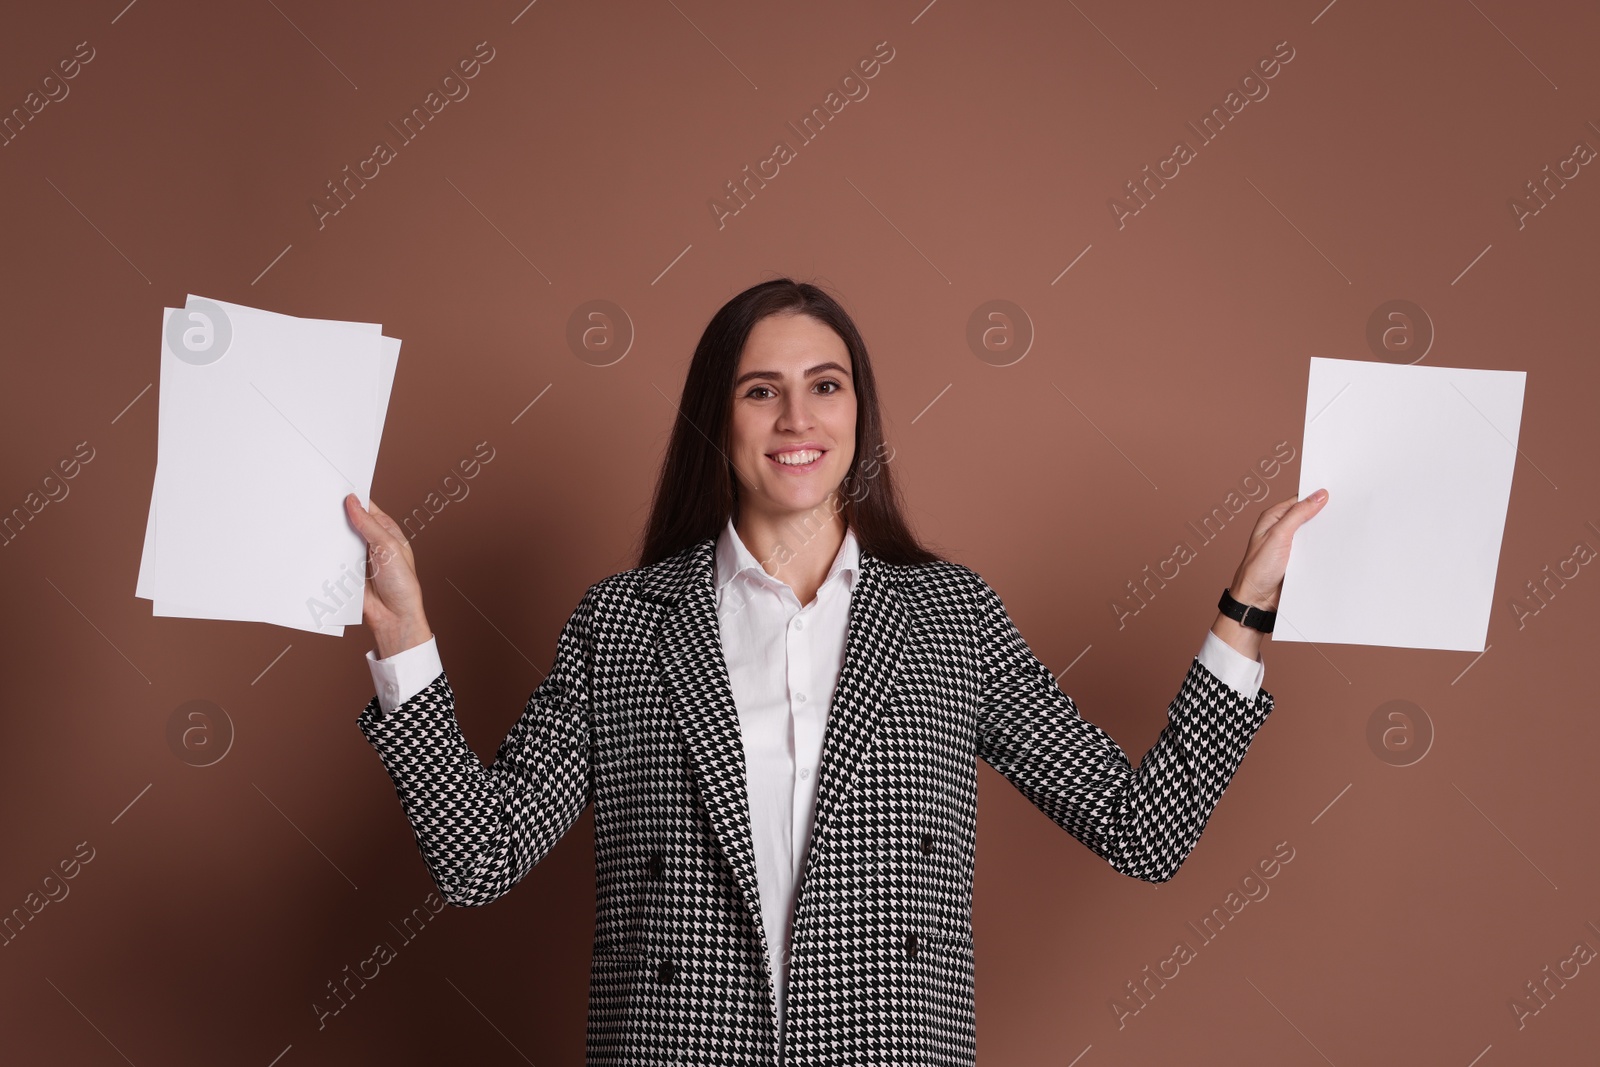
[[714, 515, 861, 598]]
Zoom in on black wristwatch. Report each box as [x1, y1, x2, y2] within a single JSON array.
[[1218, 588, 1276, 633]]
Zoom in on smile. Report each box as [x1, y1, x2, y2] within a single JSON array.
[[767, 448, 825, 470]]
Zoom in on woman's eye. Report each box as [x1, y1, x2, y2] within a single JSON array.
[[744, 380, 843, 399]]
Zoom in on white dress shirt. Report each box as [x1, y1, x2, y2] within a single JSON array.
[[365, 520, 1266, 1042]]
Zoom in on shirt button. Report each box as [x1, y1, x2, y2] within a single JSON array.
[[656, 960, 679, 984], [920, 832, 935, 855], [905, 932, 920, 960], [796, 691, 807, 702], [800, 768, 811, 780], [793, 618, 804, 630], [384, 684, 396, 698]]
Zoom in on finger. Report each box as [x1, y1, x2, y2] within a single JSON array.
[[344, 493, 377, 537], [1277, 489, 1330, 534], [368, 500, 405, 539], [1266, 489, 1325, 523], [1249, 495, 1299, 540], [350, 498, 402, 560], [1254, 494, 1299, 525]]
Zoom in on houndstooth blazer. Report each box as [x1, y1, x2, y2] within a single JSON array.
[[356, 535, 1275, 1065]]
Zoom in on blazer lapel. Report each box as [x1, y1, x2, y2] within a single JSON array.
[[652, 537, 908, 973], [798, 550, 906, 888], [653, 538, 770, 962]]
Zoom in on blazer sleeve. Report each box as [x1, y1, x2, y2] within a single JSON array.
[[972, 574, 1274, 883], [355, 583, 598, 906]]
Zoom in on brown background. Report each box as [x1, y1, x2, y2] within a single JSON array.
[[3, 0, 1597, 1063]]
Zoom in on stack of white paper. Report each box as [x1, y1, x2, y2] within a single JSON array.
[[135, 295, 401, 636]]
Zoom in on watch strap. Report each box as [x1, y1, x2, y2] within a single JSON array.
[[1218, 587, 1276, 633]]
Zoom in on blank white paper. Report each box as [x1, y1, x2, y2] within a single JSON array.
[[1273, 356, 1526, 652], [134, 297, 398, 635], [140, 300, 399, 632]]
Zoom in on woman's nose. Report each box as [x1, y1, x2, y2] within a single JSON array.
[[778, 394, 814, 429]]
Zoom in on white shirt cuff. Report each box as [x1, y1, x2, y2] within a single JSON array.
[[366, 636, 443, 716], [1196, 629, 1264, 702]]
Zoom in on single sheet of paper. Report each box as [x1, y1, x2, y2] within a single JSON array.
[[1274, 356, 1526, 652]]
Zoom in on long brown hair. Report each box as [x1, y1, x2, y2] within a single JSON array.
[[635, 277, 944, 569]]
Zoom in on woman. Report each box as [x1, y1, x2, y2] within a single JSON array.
[[344, 278, 1327, 1065]]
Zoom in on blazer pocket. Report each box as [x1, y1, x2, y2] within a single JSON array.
[[588, 947, 649, 1039], [914, 932, 976, 1067]]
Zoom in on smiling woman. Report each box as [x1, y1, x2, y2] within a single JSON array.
[[636, 278, 939, 579], [348, 275, 1324, 1065]]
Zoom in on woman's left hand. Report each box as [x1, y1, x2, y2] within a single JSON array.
[[1228, 489, 1330, 610]]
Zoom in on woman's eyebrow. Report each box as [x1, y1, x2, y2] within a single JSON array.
[[734, 361, 852, 387]]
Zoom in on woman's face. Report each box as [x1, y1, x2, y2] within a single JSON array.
[[728, 311, 858, 524]]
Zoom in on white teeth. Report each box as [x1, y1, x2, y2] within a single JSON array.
[[773, 449, 822, 466]]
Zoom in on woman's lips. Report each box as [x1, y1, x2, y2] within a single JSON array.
[[767, 448, 826, 472]]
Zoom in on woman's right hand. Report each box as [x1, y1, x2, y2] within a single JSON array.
[[344, 493, 433, 658]]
